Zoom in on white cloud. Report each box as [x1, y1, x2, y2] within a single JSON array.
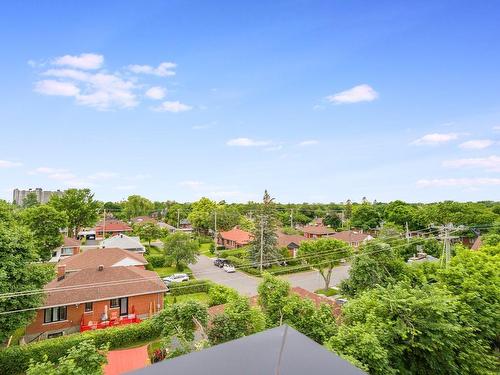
[[152, 101, 192, 113], [63, 179, 95, 188], [226, 138, 272, 147], [0, 160, 22, 168], [417, 178, 500, 188], [88, 172, 118, 180], [35, 80, 80, 96], [128, 62, 176, 77], [459, 139, 494, 150], [115, 185, 136, 191], [179, 180, 205, 190], [265, 145, 283, 151], [326, 84, 378, 104], [53, 53, 103, 70], [299, 140, 319, 146], [39, 69, 137, 110], [32, 54, 189, 111], [31, 166, 76, 180], [412, 133, 459, 145], [145, 86, 166, 100], [442, 155, 500, 172]]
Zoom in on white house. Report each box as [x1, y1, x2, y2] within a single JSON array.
[[100, 234, 146, 253]]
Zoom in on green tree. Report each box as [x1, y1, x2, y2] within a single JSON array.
[[122, 195, 154, 219], [188, 197, 217, 234], [208, 295, 265, 345], [340, 241, 411, 297], [351, 203, 381, 230], [437, 245, 500, 346], [49, 189, 100, 237], [249, 191, 280, 269], [21, 205, 68, 260], [0, 223, 55, 342], [152, 300, 208, 340], [27, 340, 108, 375], [164, 232, 199, 270], [258, 273, 291, 325], [328, 282, 496, 375], [298, 238, 352, 292], [22, 192, 39, 208], [133, 222, 162, 246]]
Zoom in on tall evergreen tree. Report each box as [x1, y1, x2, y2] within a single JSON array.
[[249, 190, 280, 269]]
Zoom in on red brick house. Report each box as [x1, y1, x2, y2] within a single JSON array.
[[218, 227, 253, 249], [277, 232, 308, 258], [301, 225, 336, 239], [23, 248, 166, 343], [331, 230, 373, 248], [95, 220, 133, 237]]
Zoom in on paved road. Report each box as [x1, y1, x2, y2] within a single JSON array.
[[190, 255, 350, 296]]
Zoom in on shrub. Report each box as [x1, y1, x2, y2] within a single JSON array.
[[146, 255, 166, 268], [152, 301, 208, 340], [169, 280, 211, 296], [267, 264, 311, 276], [0, 319, 161, 375], [196, 235, 213, 244], [226, 256, 261, 276], [219, 248, 248, 259], [208, 284, 238, 306]]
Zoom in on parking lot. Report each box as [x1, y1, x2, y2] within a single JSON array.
[[190, 255, 350, 297]]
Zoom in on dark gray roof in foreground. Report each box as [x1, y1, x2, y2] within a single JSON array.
[[131, 325, 367, 375]]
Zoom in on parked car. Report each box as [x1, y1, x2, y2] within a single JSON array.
[[223, 264, 235, 273], [163, 273, 189, 284], [213, 258, 228, 268]]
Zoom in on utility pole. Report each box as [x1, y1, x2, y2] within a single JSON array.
[[214, 210, 218, 250], [434, 223, 462, 268], [177, 209, 180, 229], [405, 222, 410, 244], [290, 209, 293, 228], [102, 208, 106, 240], [260, 215, 265, 272]]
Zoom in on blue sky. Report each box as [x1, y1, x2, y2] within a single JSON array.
[[0, 0, 499, 203]]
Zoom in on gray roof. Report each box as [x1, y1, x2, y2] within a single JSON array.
[[131, 325, 367, 375]]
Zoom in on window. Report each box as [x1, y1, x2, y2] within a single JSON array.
[[44, 306, 67, 323], [110, 299, 119, 308], [84, 302, 93, 312], [47, 332, 63, 339], [61, 247, 73, 256]]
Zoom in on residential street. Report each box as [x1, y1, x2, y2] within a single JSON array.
[[190, 255, 350, 296]]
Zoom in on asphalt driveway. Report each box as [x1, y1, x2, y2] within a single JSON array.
[[190, 255, 350, 296]]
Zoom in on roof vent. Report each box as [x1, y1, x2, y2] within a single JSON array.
[[98, 264, 104, 271]]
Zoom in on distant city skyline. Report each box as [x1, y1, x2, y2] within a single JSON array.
[[1, 1, 499, 203]]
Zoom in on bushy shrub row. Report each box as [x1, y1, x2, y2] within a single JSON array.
[[218, 248, 248, 259], [196, 235, 213, 244], [225, 256, 261, 276], [145, 254, 167, 268], [168, 279, 211, 296], [0, 319, 161, 375], [268, 264, 311, 276], [208, 284, 239, 306]]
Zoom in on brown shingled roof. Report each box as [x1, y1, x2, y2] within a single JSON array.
[[58, 248, 147, 271], [219, 227, 253, 246], [331, 230, 371, 243], [63, 236, 81, 247], [301, 225, 336, 235], [277, 232, 308, 248], [43, 266, 167, 307]]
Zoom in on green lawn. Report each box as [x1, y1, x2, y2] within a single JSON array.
[[145, 245, 163, 256], [315, 287, 340, 297], [164, 292, 210, 305], [199, 243, 213, 256]]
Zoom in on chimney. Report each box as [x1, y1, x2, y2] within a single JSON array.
[[57, 265, 66, 280], [98, 264, 104, 271]]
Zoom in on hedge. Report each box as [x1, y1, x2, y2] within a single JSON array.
[[168, 279, 211, 296], [218, 248, 248, 259], [226, 256, 261, 276], [268, 264, 311, 275], [145, 255, 166, 268], [0, 319, 161, 375]]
